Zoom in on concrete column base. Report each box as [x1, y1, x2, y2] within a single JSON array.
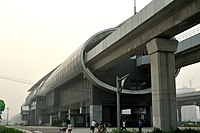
[[68, 109, 71, 120], [177, 105, 182, 124], [146, 38, 178, 132], [90, 105, 102, 123]]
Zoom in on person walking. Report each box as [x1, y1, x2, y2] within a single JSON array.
[[138, 119, 143, 133], [59, 121, 67, 132], [98, 121, 107, 133], [90, 120, 96, 133]]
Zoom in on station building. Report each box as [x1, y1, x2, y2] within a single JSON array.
[[21, 28, 152, 127]]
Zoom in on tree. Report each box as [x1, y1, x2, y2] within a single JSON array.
[[0, 99, 5, 111]]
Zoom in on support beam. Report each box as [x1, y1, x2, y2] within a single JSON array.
[[146, 38, 178, 132]]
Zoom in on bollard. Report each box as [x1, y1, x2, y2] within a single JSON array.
[[68, 124, 72, 133]]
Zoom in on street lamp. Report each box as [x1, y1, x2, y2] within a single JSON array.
[[6, 107, 9, 125], [116, 74, 129, 130]]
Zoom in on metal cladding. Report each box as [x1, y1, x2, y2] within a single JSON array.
[[28, 28, 117, 99]]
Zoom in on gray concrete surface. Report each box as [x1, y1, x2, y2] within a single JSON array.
[[12, 126, 153, 133], [71, 127, 153, 133], [146, 38, 178, 131]]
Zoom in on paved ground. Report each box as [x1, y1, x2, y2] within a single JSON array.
[[11, 126, 200, 133], [71, 127, 154, 133], [12, 126, 154, 133]]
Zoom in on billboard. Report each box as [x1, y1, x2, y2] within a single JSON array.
[[21, 106, 29, 111]]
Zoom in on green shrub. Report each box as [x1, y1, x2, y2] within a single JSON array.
[[109, 127, 200, 133], [173, 128, 182, 133], [151, 127, 200, 133], [52, 119, 70, 127], [108, 129, 136, 133], [0, 126, 23, 133], [52, 119, 62, 127], [152, 128, 163, 133], [180, 128, 200, 133], [131, 129, 137, 133]]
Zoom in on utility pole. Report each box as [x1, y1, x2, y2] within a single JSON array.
[[189, 77, 195, 88], [134, 0, 136, 14]]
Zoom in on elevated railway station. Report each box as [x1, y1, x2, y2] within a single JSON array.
[[22, 30, 200, 128], [21, 0, 200, 131], [22, 28, 152, 127]]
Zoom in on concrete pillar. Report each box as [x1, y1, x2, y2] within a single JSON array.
[[198, 105, 200, 124], [68, 109, 71, 120], [80, 107, 82, 114], [146, 38, 178, 131], [146, 106, 152, 127], [90, 105, 102, 123], [85, 114, 89, 127], [58, 111, 61, 119], [195, 103, 200, 125], [150, 106, 153, 127], [177, 105, 182, 124], [80, 102, 83, 114]]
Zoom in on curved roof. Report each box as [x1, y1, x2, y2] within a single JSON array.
[[26, 27, 151, 104], [35, 28, 116, 96]]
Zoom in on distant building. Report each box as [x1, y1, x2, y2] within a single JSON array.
[[182, 105, 200, 122], [9, 113, 22, 125], [21, 105, 30, 125], [177, 87, 200, 122]]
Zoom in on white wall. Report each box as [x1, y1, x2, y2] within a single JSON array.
[[182, 105, 200, 122]]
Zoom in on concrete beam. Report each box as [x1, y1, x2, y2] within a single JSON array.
[[175, 33, 200, 68], [175, 46, 200, 68], [86, 0, 200, 71], [137, 33, 200, 69]]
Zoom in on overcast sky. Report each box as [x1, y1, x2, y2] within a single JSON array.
[[0, 0, 199, 118]]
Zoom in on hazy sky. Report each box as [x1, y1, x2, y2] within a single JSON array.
[[0, 0, 199, 118]]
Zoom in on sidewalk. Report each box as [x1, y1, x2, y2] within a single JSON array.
[[12, 126, 153, 133], [69, 127, 153, 133]]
